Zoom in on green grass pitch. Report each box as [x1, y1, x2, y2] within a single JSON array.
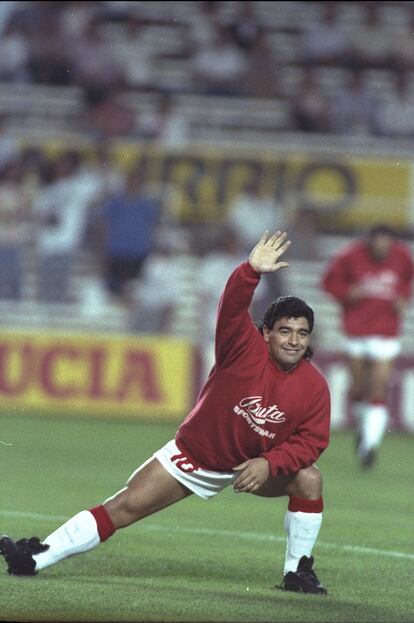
[[0, 411, 413, 622]]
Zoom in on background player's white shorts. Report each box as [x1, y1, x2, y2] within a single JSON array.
[[153, 440, 236, 500], [345, 336, 401, 360]]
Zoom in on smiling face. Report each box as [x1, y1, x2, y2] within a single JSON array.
[[263, 316, 311, 371]]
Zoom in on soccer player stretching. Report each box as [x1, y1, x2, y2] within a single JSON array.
[[1, 230, 330, 595]]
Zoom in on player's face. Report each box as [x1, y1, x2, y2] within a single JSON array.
[[263, 317, 311, 371], [369, 234, 393, 260]]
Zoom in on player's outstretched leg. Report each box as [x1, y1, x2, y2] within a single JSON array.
[[0, 457, 191, 576]]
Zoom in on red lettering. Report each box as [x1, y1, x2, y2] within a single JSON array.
[[0, 343, 33, 396], [116, 351, 163, 402], [88, 347, 112, 399], [40, 346, 81, 398]]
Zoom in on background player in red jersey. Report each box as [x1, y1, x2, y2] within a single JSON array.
[[322, 224, 414, 467], [1, 230, 330, 595]]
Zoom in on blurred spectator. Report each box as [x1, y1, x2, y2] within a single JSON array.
[[225, 176, 287, 299], [84, 87, 137, 140], [96, 168, 161, 309], [373, 71, 414, 139], [80, 141, 123, 207], [227, 1, 262, 51], [0, 1, 20, 37], [19, 146, 48, 190], [190, 1, 223, 49], [32, 151, 96, 303], [0, 115, 20, 170], [26, 9, 73, 85], [0, 16, 29, 82], [198, 227, 244, 376], [299, 3, 351, 67], [349, 2, 395, 70], [197, 225, 270, 377], [80, 140, 124, 250], [138, 94, 190, 146], [226, 177, 287, 251], [291, 68, 330, 133], [392, 5, 414, 71], [59, 1, 97, 41], [288, 206, 320, 261], [68, 15, 125, 89], [328, 69, 377, 135], [191, 24, 249, 96], [6, 1, 60, 37], [105, 12, 153, 90], [0, 158, 31, 299], [130, 226, 196, 334], [245, 29, 280, 99]]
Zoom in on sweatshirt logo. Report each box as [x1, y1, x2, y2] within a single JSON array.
[[233, 396, 286, 439], [359, 271, 397, 299]]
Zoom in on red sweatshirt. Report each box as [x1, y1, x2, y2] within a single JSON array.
[[322, 241, 414, 337], [176, 262, 330, 477]]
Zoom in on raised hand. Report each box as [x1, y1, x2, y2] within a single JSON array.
[[248, 230, 291, 274]]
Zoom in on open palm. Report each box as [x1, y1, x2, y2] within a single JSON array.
[[249, 230, 291, 274]]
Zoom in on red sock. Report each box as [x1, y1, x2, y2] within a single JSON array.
[[288, 496, 324, 513], [89, 505, 116, 541]]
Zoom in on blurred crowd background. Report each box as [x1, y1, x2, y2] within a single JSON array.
[[1, 0, 414, 376]]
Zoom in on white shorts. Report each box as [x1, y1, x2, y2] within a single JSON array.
[[345, 336, 401, 360], [153, 440, 236, 500]]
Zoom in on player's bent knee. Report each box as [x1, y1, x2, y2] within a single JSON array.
[[289, 465, 322, 499]]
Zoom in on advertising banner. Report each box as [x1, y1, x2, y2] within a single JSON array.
[[0, 330, 194, 419], [41, 141, 413, 232], [108, 144, 412, 232]]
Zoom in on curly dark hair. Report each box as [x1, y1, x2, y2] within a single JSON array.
[[257, 295, 315, 359]]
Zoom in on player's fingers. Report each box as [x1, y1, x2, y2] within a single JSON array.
[[233, 473, 249, 487], [273, 261, 289, 271], [268, 230, 286, 246], [266, 230, 282, 246], [233, 473, 253, 490], [275, 240, 291, 256], [234, 481, 255, 493], [233, 461, 250, 471], [258, 230, 269, 245]]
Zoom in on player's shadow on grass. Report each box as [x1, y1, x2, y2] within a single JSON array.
[[37, 573, 408, 623]]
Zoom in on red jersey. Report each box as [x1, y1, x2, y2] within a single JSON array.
[[176, 262, 330, 477], [321, 241, 414, 337]]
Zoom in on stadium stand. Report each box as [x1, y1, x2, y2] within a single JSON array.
[[0, 0, 413, 357]]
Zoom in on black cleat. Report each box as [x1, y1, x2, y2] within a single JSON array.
[[356, 434, 377, 469], [0, 536, 49, 576], [360, 448, 377, 469], [279, 555, 327, 595]]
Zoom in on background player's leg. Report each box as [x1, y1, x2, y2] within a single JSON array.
[[32, 458, 192, 572], [347, 355, 369, 428], [359, 358, 394, 466]]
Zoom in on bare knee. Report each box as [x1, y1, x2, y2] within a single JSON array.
[[286, 465, 323, 499]]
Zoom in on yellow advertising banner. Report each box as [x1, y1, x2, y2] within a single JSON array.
[[40, 141, 412, 231], [114, 144, 412, 232], [0, 329, 194, 419]]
